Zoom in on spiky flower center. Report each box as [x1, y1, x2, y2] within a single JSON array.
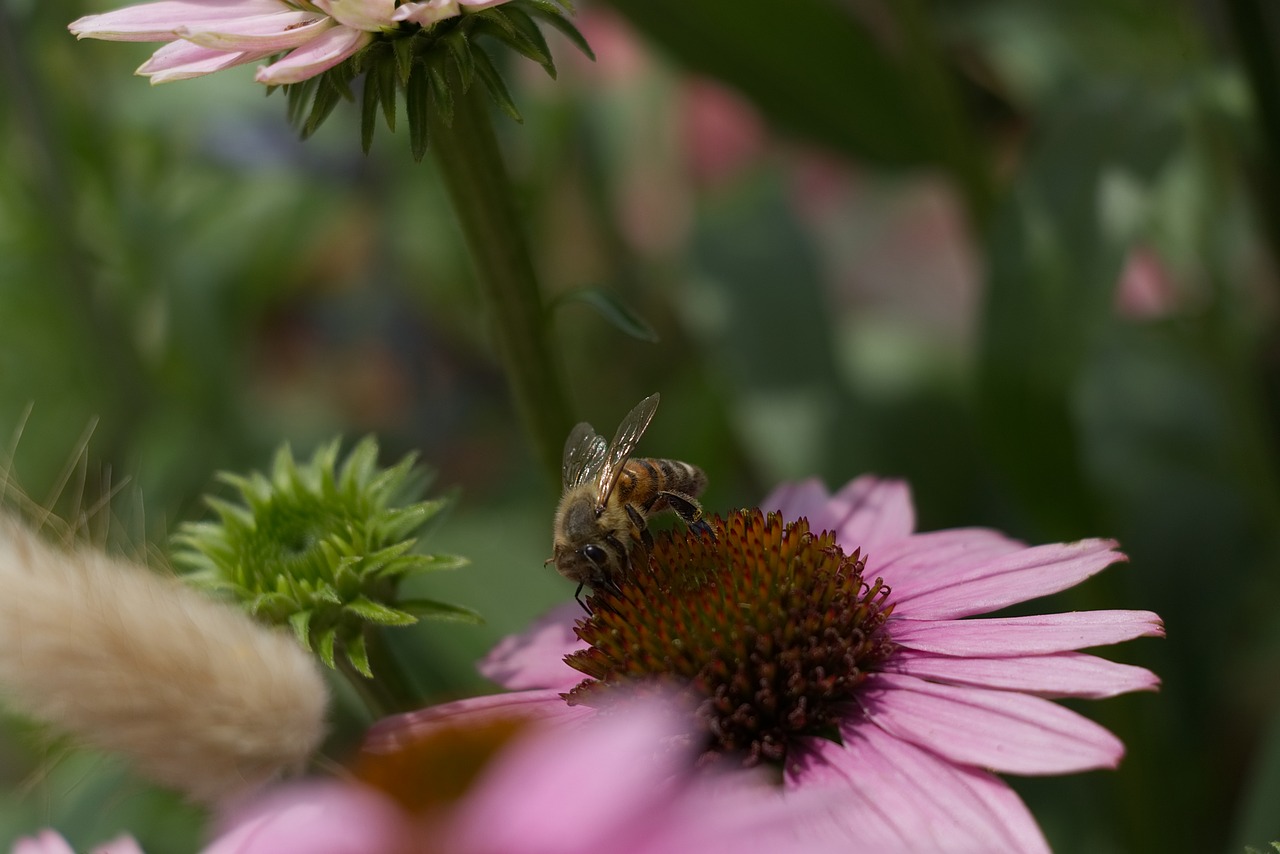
[[564, 510, 895, 767]]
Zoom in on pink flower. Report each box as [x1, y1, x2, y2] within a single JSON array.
[[11, 831, 143, 854], [392, 0, 511, 27], [369, 475, 1163, 852], [67, 0, 509, 85], [207, 698, 844, 854]]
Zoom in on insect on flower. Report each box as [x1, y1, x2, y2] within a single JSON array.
[[549, 393, 709, 608]]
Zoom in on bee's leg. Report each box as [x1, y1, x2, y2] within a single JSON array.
[[658, 490, 714, 538], [574, 582, 591, 614], [625, 503, 654, 551]]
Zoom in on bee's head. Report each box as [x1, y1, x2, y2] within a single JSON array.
[[552, 539, 620, 585]]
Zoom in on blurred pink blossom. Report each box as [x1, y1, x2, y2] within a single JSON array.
[[1114, 244, 1180, 319], [11, 832, 143, 854], [371, 475, 1163, 852], [207, 698, 841, 854]]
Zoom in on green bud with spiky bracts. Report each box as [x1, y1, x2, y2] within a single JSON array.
[[172, 437, 479, 682]]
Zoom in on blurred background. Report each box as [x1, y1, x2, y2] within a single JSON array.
[[2, 0, 1278, 850]]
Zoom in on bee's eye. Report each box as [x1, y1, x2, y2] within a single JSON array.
[[582, 544, 608, 566]]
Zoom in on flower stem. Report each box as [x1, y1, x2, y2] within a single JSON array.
[[892, 0, 996, 232], [428, 73, 572, 483]]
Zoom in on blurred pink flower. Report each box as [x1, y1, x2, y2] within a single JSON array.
[[11, 831, 143, 854], [207, 698, 842, 854], [370, 475, 1163, 852], [1114, 244, 1180, 319], [67, 0, 511, 85]]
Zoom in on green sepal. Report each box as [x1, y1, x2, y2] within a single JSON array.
[[361, 62, 381, 153], [471, 46, 522, 123], [481, 7, 555, 77], [443, 30, 475, 91], [393, 36, 415, 85], [399, 598, 484, 624], [347, 594, 418, 626], [345, 631, 374, 678], [289, 610, 314, 649], [522, 0, 594, 61], [428, 56, 455, 130], [379, 552, 470, 578], [407, 60, 432, 160], [317, 627, 339, 669]]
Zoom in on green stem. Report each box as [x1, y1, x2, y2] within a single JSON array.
[[428, 75, 572, 483], [1222, 0, 1280, 285], [893, 0, 997, 233], [337, 629, 420, 717]]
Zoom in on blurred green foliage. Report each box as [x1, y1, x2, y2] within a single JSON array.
[[2, 0, 1280, 850]]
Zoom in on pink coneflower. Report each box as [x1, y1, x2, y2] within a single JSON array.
[[369, 475, 1163, 851], [67, 0, 512, 85], [205, 698, 847, 854]]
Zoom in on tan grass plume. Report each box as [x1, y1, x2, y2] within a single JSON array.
[[0, 514, 328, 804]]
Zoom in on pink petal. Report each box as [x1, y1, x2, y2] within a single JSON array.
[[444, 700, 689, 854], [362, 689, 583, 754], [91, 838, 146, 854], [136, 40, 268, 82], [392, 0, 461, 25], [760, 478, 839, 531], [828, 476, 916, 550], [863, 673, 1125, 774], [69, 0, 283, 41], [889, 649, 1161, 699], [253, 25, 369, 84], [890, 610, 1165, 655], [313, 0, 395, 31], [204, 781, 410, 854], [785, 723, 1048, 852], [12, 831, 76, 854], [889, 539, 1127, 619], [865, 527, 1026, 590], [477, 602, 587, 691], [761, 476, 916, 550], [177, 11, 332, 51]]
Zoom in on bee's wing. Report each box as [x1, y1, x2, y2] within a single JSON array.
[[594, 393, 660, 510], [563, 421, 608, 489]]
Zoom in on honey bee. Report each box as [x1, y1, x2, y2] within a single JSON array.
[[550, 393, 708, 606]]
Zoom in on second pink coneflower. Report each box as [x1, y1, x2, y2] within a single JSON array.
[[370, 475, 1163, 851]]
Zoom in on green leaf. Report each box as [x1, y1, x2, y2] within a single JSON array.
[[599, 0, 932, 165], [444, 30, 476, 91], [399, 598, 484, 624], [346, 594, 418, 626], [553, 287, 660, 343]]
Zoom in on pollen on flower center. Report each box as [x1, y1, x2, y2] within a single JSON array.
[[564, 510, 896, 767]]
